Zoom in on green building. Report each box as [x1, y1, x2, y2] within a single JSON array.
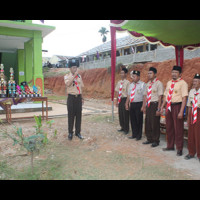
[[0, 20, 55, 95]]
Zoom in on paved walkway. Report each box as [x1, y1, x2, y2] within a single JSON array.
[[0, 101, 117, 121]]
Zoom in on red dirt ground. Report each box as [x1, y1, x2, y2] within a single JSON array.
[[44, 57, 200, 99]]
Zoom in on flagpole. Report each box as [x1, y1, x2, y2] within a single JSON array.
[[110, 24, 116, 122], [112, 100, 114, 121]]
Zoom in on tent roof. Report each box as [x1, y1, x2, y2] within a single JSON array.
[[110, 20, 200, 49]]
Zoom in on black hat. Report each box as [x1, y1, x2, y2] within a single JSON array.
[[194, 73, 200, 79], [172, 65, 182, 73], [68, 58, 79, 68], [149, 67, 157, 74], [131, 70, 140, 76], [121, 67, 128, 74]]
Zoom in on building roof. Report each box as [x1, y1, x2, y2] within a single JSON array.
[[77, 35, 147, 57], [54, 55, 74, 60]]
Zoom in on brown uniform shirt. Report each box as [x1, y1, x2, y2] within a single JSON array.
[[144, 78, 164, 102], [115, 79, 130, 98], [187, 88, 200, 108], [164, 78, 188, 102], [64, 72, 84, 95]]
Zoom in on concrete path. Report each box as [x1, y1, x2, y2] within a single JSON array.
[[0, 100, 117, 121]]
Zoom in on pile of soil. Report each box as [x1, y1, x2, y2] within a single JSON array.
[[44, 57, 200, 98]]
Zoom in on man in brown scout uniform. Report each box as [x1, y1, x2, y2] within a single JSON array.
[[142, 67, 164, 147], [160, 66, 188, 156], [115, 66, 130, 134], [185, 73, 200, 162], [64, 58, 84, 140]]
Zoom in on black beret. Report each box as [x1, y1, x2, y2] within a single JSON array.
[[121, 67, 128, 74], [194, 73, 200, 79], [172, 65, 182, 73], [149, 67, 157, 74], [68, 58, 79, 68], [131, 70, 140, 76]]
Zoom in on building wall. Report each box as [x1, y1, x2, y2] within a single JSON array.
[[1, 52, 18, 83], [79, 47, 200, 70]]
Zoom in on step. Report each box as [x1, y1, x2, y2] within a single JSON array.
[[0, 102, 52, 114]]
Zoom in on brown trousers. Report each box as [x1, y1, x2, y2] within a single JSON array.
[[188, 108, 200, 158], [165, 103, 184, 151], [145, 102, 160, 143], [118, 97, 129, 132]]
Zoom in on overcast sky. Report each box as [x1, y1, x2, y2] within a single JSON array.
[[32, 20, 128, 57]]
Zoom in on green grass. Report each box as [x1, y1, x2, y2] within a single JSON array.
[[86, 114, 115, 123], [0, 161, 16, 180], [0, 141, 193, 180]]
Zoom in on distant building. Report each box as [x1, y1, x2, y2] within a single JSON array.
[[76, 35, 200, 70], [49, 55, 73, 68]]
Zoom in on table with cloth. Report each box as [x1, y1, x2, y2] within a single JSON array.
[[0, 97, 48, 123]]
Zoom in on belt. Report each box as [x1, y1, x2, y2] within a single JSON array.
[[171, 102, 182, 105], [150, 101, 158, 104], [68, 94, 81, 98], [131, 101, 143, 104]]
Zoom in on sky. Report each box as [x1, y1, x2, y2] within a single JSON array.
[[32, 20, 128, 58]]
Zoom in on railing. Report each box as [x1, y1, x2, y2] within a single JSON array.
[[79, 47, 200, 70]]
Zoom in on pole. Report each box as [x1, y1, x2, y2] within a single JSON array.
[[112, 100, 114, 121], [110, 23, 116, 122]]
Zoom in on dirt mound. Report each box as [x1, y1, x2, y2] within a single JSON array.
[[44, 57, 200, 98]]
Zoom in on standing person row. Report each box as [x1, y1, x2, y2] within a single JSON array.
[[115, 65, 200, 160]]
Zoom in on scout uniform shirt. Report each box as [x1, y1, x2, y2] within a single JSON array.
[[187, 88, 200, 108], [64, 72, 84, 95], [145, 78, 164, 102], [164, 78, 188, 102], [115, 79, 130, 98], [128, 80, 146, 102]]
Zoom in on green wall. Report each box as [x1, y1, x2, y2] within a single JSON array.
[[1, 52, 18, 84]]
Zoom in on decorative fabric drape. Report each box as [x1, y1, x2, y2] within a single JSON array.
[[110, 20, 200, 100]]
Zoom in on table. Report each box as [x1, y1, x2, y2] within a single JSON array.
[[0, 97, 48, 123]]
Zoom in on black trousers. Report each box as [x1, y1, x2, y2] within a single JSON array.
[[118, 97, 129, 132], [130, 102, 143, 139], [145, 102, 160, 143], [67, 94, 82, 134]]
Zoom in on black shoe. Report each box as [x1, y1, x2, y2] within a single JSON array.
[[75, 133, 84, 140], [123, 131, 129, 135], [184, 154, 194, 160], [151, 142, 159, 147], [143, 141, 152, 145], [118, 128, 124, 132], [68, 133, 73, 140], [177, 150, 183, 156], [128, 136, 136, 139], [162, 147, 175, 151], [136, 138, 141, 141]]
